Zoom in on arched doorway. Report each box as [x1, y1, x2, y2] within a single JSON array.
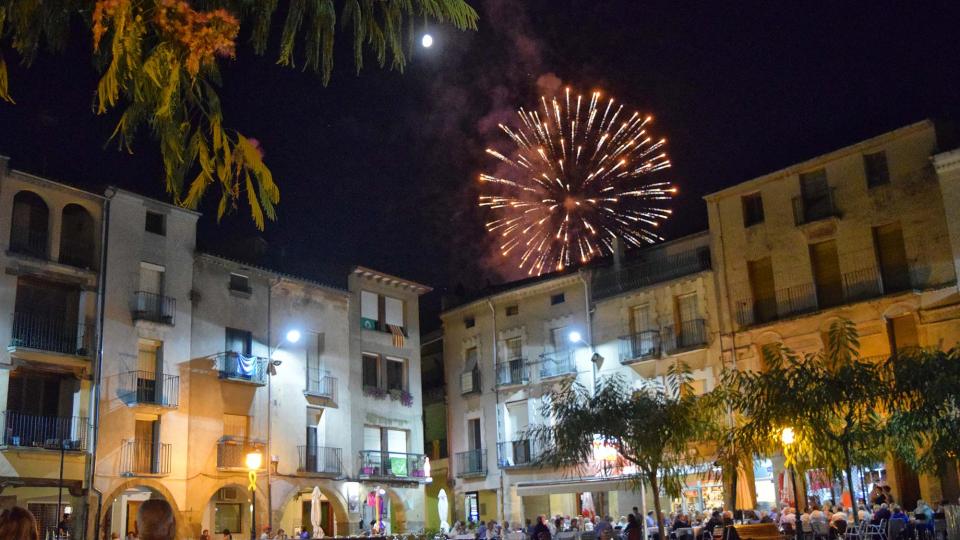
[[10, 190, 49, 258], [201, 483, 256, 539], [59, 204, 96, 269], [101, 484, 177, 540], [275, 483, 348, 538], [360, 487, 407, 534]]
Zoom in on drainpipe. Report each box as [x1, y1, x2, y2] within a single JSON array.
[[578, 271, 596, 392], [488, 299, 503, 523], [88, 187, 114, 540], [266, 276, 281, 529]]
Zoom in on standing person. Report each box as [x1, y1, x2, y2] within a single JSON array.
[[624, 514, 641, 540], [200, 530, 212, 540], [260, 526, 273, 539], [533, 516, 551, 540], [0, 506, 40, 540]]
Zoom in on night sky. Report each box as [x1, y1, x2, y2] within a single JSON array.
[[1, 1, 958, 329]]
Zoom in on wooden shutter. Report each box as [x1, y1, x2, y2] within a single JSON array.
[[809, 240, 843, 308], [748, 257, 776, 322], [873, 223, 910, 292]]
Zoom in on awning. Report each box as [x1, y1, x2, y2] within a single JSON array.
[[515, 476, 633, 496]]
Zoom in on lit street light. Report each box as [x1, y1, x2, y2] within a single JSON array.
[[421, 34, 434, 48], [247, 450, 263, 540], [781, 427, 802, 540], [285, 329, 301, 344]]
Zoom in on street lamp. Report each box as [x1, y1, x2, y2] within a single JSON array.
[[781, 427, 802, 540], [285, 329, 301, 344], [247, 450, 263, 540], [569, 330, 604, 395]]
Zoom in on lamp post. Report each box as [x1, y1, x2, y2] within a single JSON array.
[[569, 331, 604, 396], [247, 450, 263, 540], [263, 328, 300, 531], [781, 427, 803, 540]]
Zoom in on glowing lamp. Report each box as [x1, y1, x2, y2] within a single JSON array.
[[568, 331, 582, 344], [421, 34, 433, 48], [285, 329, 301, 344], [245, 450, 263, 471], [781, 427, 795, 446]]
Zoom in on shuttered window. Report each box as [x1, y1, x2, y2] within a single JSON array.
[[864, 151, 890, 187], [873, 222, 910, 293], [748, 257, 777, 323], [810, 240, 843, 308]]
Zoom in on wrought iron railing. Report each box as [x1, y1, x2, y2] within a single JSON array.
[[663, 319, 708, 353], [461, 368, 480, 394], [131, 291, 176, 325], [9, 229, 48, 259], [592, 246, 712, 300], [297, 445, 342, 475], [121, 370, 179, 408], [9, 312, 93, 356], [455, 449, 487, 477], [215, 352, 268, 385], [0, 412, 88, 450], [619, 330, 661, 364], [120, 439, 171, 476], [539, 350, 576, 379], [217, 437, 267, 469], [497, 440, 539, 468], [58, 241, 96, 270], [305, 369, 337, 400], [357, 450, 428, 480], [792, 187, 839, 225], [495, 358, 529, 387]]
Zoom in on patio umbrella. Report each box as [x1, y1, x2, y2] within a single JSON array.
[[311, 486, 323, 538], [779, 470, 795, 507], [581, 492, 596, 519], [438, 489, 450, 532]]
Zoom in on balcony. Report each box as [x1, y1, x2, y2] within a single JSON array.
[[539, 350, 576, 379], [619, 330, 661, 364], [297, 446, 343, 476], [495, 358, 529, 387], [217, 437, 267, 470], [121, 371, 179, 409], [0, 412, 88, 451], [592, 246, 712, 300], [305, 370, 337, 401], [461, 368, 481, 395], [120, 439, 171, 476], [497, 439, 539, 469], [215, 352, 268, 386], [455, 449, 487, 478], [9, 312, 93, 357], [663, 319, 708, 354], [58, 242, 96, 270], [9, 229, 48, 259], [358, 450, 429, 481], [131, 291, 176, 325], [792, 187, 839, 225]]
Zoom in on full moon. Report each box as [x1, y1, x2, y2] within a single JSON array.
[[421, 34, 434, 48]]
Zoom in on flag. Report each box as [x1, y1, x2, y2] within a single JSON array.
[[388, 324, 405, 348]]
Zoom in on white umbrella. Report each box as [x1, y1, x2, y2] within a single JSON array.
[[311, 486, 324, 538], [581, 492, 595, 519], [438, 489, 450, 533]]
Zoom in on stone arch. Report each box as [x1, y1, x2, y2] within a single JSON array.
[[273, 479, 350, 536], [10, 190, 49, 258], [59, 203, 96, 268], [99, 479, 190, 540], [379, 486, 408, 533], [197, 481, 262, 539]]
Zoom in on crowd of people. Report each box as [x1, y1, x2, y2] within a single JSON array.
[[0, 500, 175, 540], [443, 491, 955, 540]]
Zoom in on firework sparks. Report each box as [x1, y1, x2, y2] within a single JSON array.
[[479, 88, 676, 276]]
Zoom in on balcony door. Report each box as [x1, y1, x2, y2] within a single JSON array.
[[13, 276, 81, 353], [137, 339, 162, 403], [810, 240, 843, 308], [748, 257, 777, 323], [504, 401, 529, 465], [675, 294, 699, 347], [874, 223, 910, 293], [134, 419, 159, 473]]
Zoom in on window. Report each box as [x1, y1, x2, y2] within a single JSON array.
[[505, 305, 519, 316], [145, 211, 166, 236], [747, 257, 777, 323], [809, 240, 843, 308], [467, 418, 482, 450], [360, 291, 404, 331], [630, 305, 651, 334], [229, 273, 251, 293], [225, 327, 252, 356], [873, 222, 910, 293], [464, 492, 480, 523], [464, 316, 475, 329], [505, 337, 522, 360], [741, 193, 765, 227], [385, 296, 404, 328], [139, 262, 165, 296], [223, 414, 250, 439], [214, 503, 242, 533], [360, 291, 379, 330], [864, 151, 890, 188], [362, 353, 379, 388], [550, 293, 565, 305], [386, 357, 406, 391], [548, 327, 567, 352]]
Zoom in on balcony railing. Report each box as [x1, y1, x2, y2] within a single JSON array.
[[539, 350, 576, 379], [592, 246, 712, 300], [0, 412, 88, 450], [305, 369, 337, 401], [495, 358, 529, 387], [497, 439, 539, 468], [217, 437, 267, 470], [298, 445, 343, 476], [131, 291, 176, 325], [358, 450, 428, 480], [792, 187, 839, 225], [456, 449, 487, 478], [9, 229, 48, 259], [663, 319, 708, 353], [120, 439, 171, 476], [121, 370, 179, 408], [9, 312, 93, 356], [461, 368, 481, 395], [58, 242, 96, 270], [215, 352, 268, 386], [619, 330, 661, 364]]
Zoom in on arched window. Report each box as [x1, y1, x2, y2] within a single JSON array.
[[59, 204, 96, 269], [9, 191, 49, 258]]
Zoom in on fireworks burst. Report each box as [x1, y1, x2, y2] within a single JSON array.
[[479, 88, 677, 276]]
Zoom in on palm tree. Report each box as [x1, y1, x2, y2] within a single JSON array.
[[0, 0, 478, 227], [528, 362, 712, 540]]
